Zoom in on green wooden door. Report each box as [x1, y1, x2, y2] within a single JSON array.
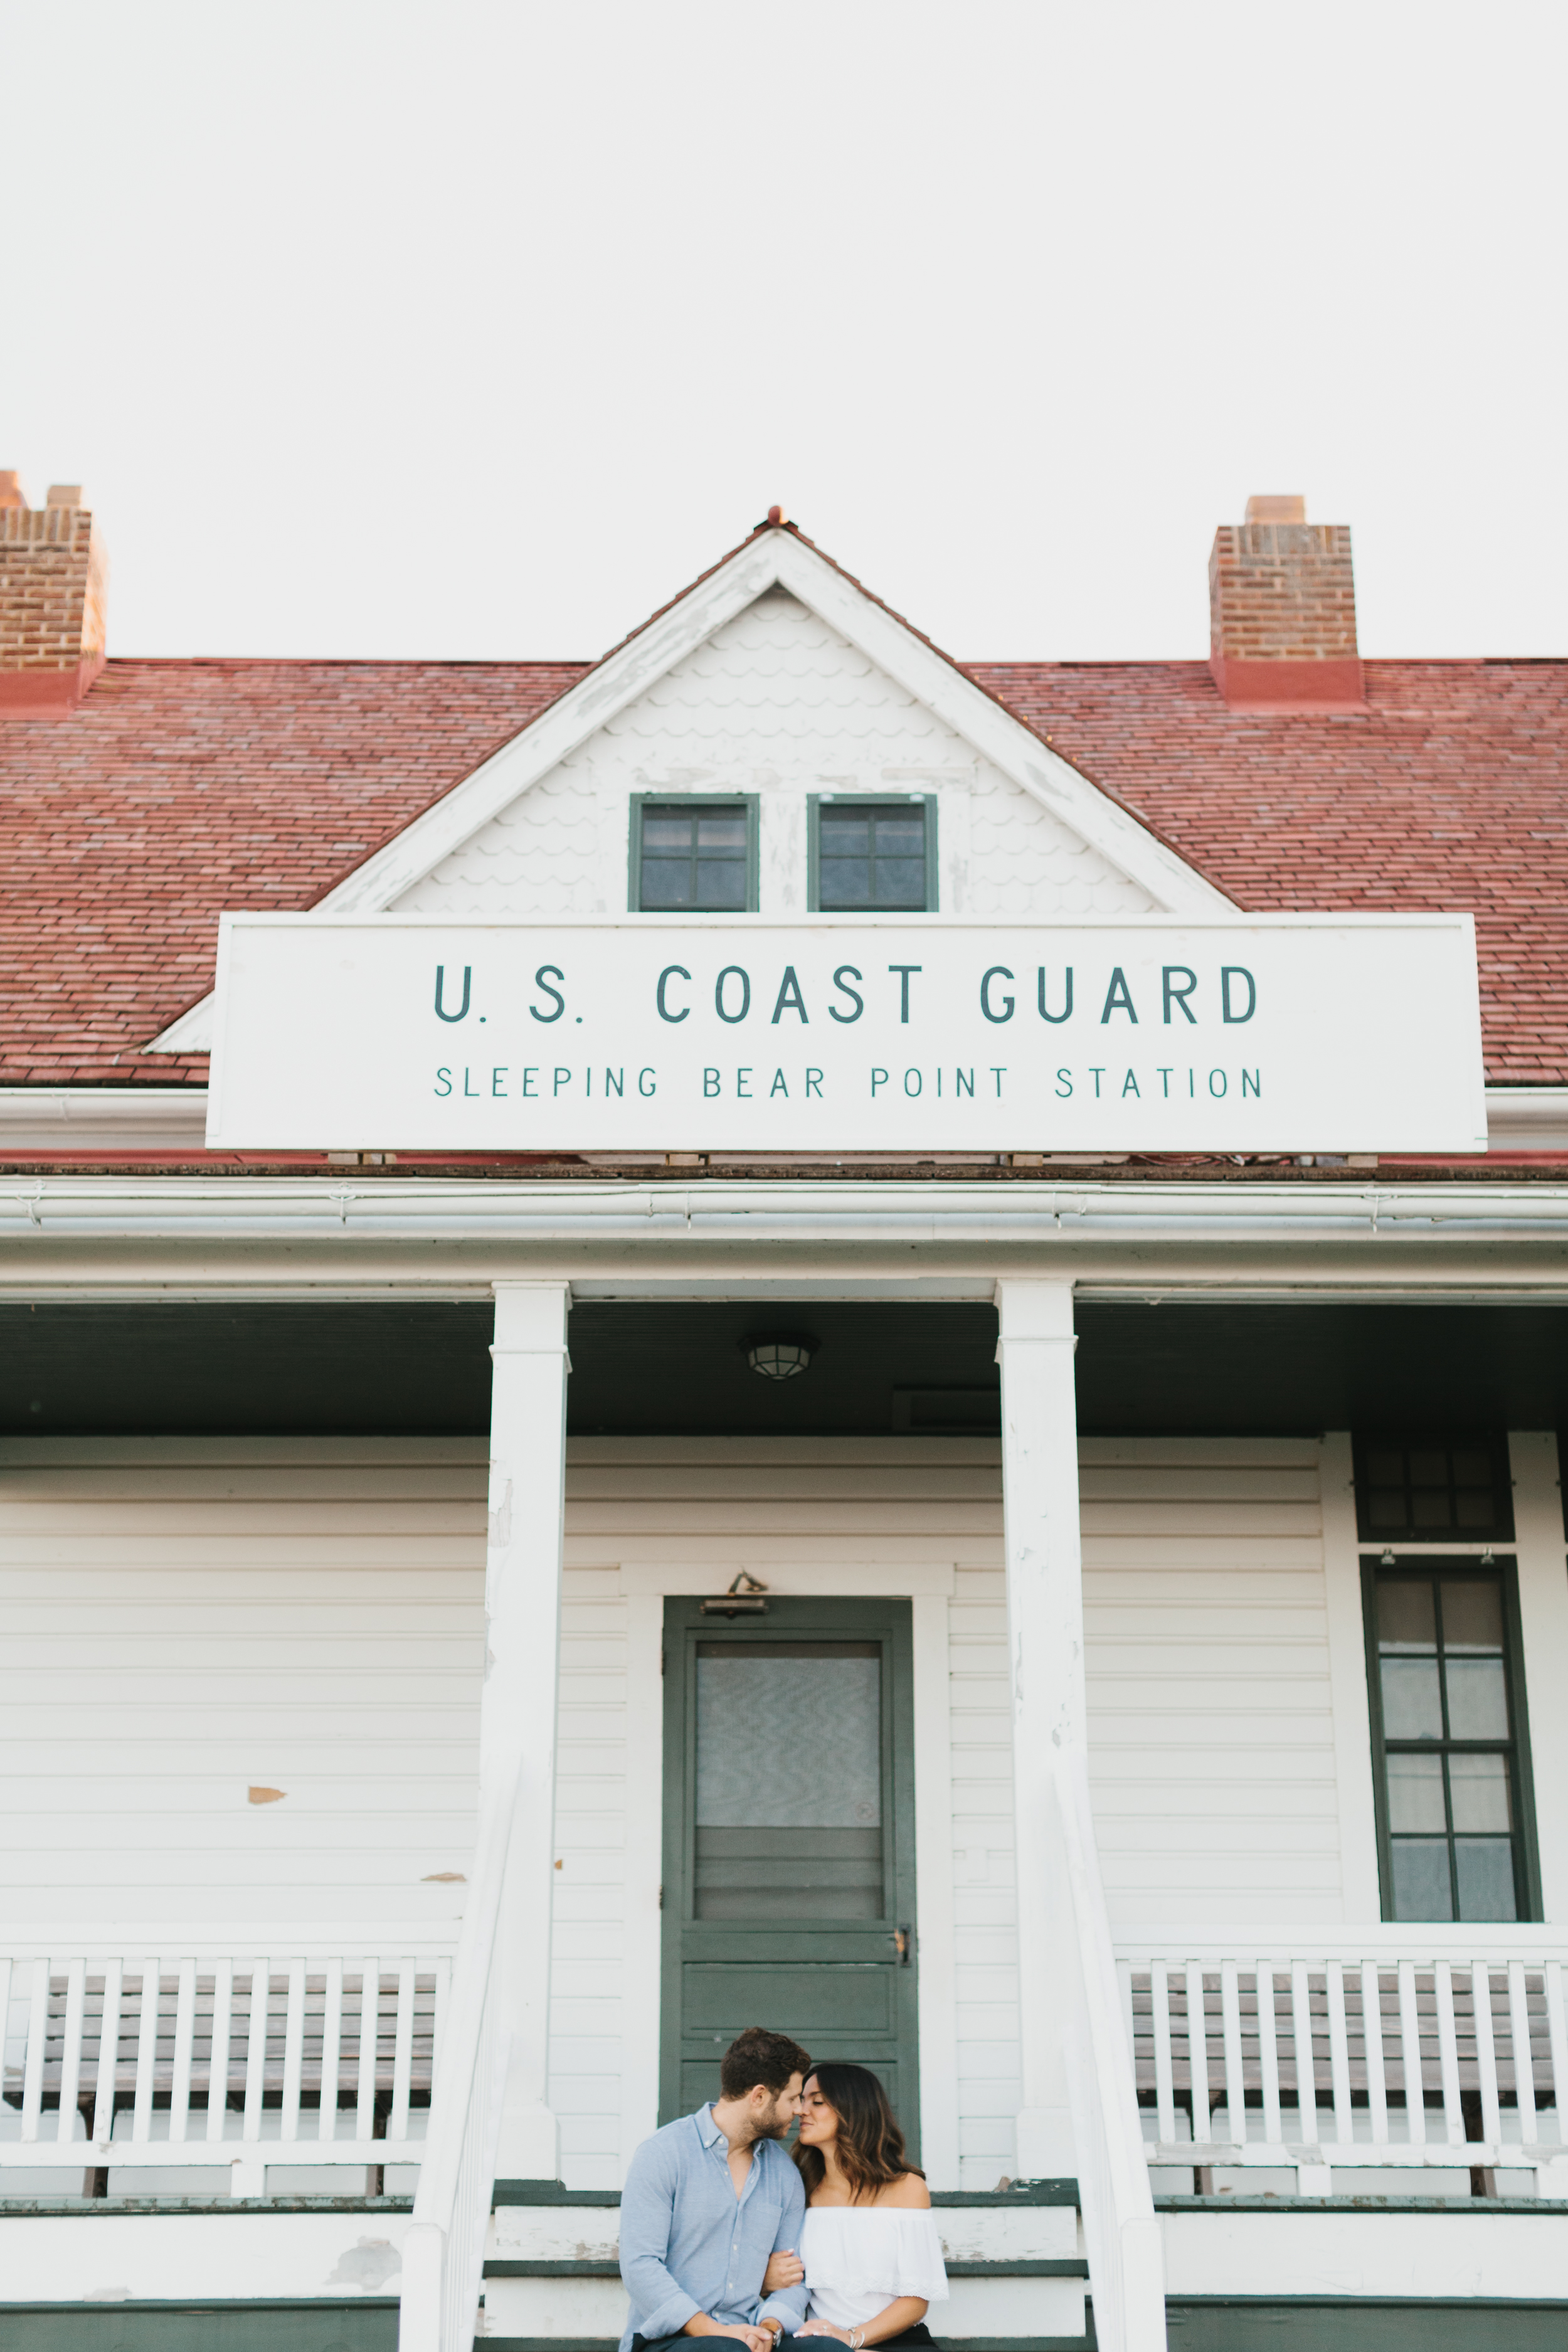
[[659, 1597, 920, 2152]]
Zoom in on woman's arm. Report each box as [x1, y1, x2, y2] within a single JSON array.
[[798, 2296, 928, 2346]]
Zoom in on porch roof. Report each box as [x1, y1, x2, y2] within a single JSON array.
[[6, 1290, 1568, 1440]]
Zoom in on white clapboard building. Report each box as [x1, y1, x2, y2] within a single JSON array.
[[3, 479, 1568, 2352]]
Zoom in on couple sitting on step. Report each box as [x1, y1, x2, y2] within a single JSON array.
[[620, 2027, 948, 2352]]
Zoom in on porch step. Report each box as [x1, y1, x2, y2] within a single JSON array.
[[0, 2298, 398, 2351], [480, 2179, 1089, 2349], [0, 2193, 411, 2331]]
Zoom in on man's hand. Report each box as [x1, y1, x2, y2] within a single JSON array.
[[763, 2250, 805, 2294], [682, 2323, 773, 2352]]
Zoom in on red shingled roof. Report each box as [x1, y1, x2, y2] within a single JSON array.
[[1, 652, 1564, 1085], [970, 657, 1568, 1086], [0, 659, 587, 1086]]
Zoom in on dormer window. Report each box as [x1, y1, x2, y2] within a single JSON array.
[[808, 795, 937, 912], [630, 795, 760, 912]]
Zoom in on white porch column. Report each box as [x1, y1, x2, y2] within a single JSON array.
[[485, 1279, 571, 2183], [995, 1278, 1086, 2179], [1510, 1432, 1568, 1921]]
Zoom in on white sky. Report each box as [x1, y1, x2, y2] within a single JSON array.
[[3, 0, 1564, 664]]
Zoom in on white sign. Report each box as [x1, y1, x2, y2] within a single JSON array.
[[204, 914, 1488, 1153]]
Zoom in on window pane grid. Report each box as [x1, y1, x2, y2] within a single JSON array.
[[1373, 1565, 1523, 1922], [637, 802, 750, 911], [1354, 1433, 1512, 1542], [817, 802, 929, 911]]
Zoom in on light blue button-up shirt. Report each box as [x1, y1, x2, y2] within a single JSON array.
[[618, 2106, 808, 2352]]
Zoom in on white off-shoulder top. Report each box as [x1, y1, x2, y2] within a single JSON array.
[[800, 2205, 950, 2329]]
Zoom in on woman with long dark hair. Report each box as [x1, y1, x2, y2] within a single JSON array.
[[781, 2063, 948, 2350]]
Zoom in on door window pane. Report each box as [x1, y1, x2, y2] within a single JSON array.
[[693, 1641, 885, 1922], [696, 1644, 881, 1827], [817, 802, 930, 910]]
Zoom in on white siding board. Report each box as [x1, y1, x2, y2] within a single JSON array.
[[564, 1538, 980, 1568], [570, 1439, 1004, 1465], [568, 1466, 1005, 1500], [1081, 1542, 1325, 1573], [1091, 1777, 1335, 1818], [1091, 1640, 1333, 1677], [0, 1502, 485, 1530], [1083, 1438, 1343, 1930], [1088, 1606, 1328, 1639], [0, 1469, 488, 1500], [0, 1439, 485, 1932], [0, 1438, 489, 1466], [1082, 1504, 1321, 1536], [0, 1744, 475, 1777], [948, 1556, 1020, 2186], [552, 1572, 631, 2189], [1085, 1570, 1327, 1601], [0, 1541, 483, 1567], [564, 1503, 1004, 1536], [1079, 1468, 1322, 1502], [1078, 1438, 1322, 1467]]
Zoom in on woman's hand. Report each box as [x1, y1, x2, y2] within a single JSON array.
[[763, 2250, 805, 2293], [795, 2326, 851, 2344]]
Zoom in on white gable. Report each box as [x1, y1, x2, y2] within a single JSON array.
[[147, 527, 1229, 1052], [394, 586, 1158, 919]]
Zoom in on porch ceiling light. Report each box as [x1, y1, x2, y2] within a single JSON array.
[[744, 1332, 817, 1380]]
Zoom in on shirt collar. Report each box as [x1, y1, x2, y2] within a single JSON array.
[[696, 2104, 724, 2149]]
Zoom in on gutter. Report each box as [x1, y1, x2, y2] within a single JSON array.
[[8, 1173, 1568, 1246]]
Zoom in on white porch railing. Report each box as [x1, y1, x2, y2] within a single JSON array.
[[398, 1772, 519, 2352], [0, 1945, 452, 2191], [1118, 1931, 1568, 2196], [1047, 1752, 1167, 2352]]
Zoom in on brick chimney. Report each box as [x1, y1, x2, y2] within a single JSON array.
[[1209, 495, 1364, 712], [0, 476, 109, 714]]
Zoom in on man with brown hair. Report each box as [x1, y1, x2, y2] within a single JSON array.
[[618, 2026, 814, 2352]]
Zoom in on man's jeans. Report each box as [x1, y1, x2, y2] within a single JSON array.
[[632, 2336, 822, 2352], [633, 2332, 935, 2352]]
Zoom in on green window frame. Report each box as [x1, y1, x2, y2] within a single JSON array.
[[1352, 1431, 1514, 1544], [807, 794, 938, 913], [1362, 1554, 1541, 1922], [628, 793, 760, 913]]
